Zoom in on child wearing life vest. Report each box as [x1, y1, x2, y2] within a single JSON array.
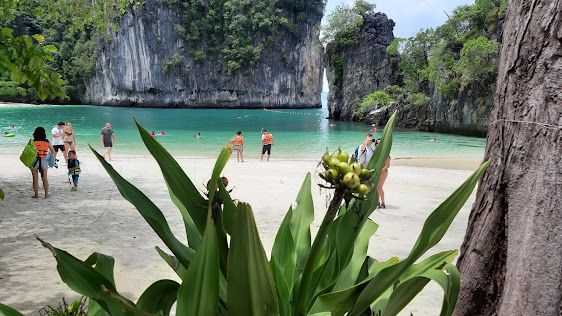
[[67, 150, 81, 191], [233, 131, 245, 162]]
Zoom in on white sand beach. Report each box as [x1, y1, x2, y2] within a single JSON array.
[[0, 149, 483, 315]]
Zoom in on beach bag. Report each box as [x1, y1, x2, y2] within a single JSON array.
[[47, 150, 55, 168], [20, 139, 37, 167]]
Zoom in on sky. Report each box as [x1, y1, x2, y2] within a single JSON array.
[[321, 0, 474, 92]]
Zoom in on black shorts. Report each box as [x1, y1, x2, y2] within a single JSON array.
[[104, 142, 113, 148], [262, 144, 272, 155], [53, 145, 66, 152]]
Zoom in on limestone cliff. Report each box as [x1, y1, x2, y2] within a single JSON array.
[[324, 13, 399, 120], [325, 12, 499, 136], [84, 1, 324, 108]]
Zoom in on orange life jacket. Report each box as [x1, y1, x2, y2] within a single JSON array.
[[263, 133, 273, 144], [235, 136, 243, 145], [35, 140, 49, 158]]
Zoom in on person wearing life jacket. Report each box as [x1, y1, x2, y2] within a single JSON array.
[[261, 129, 274, 161], [233, 131, 245, 162], [30, 126, 55, 199]]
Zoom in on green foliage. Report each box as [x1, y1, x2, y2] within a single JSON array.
[[0, 188, 4, 200], [0, 27, 65, 100], [169, 0, 323, 76], [330, 54, 344, 88], [395, 0, 504, 102], [161, 53, 184, 73], [0, 114, 491, 316], [321, 0, 375, 44], [361, 90, 395, 107], [406, 92, 431, 108], [457, 36, 499, 83], [0, 0, 135, 100]]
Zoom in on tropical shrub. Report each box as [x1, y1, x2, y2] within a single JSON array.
[[0, 113, 489, 316]]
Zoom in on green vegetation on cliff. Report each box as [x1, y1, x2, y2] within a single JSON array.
[[169, 0, 324, 75], [386, 0, 505, 100]]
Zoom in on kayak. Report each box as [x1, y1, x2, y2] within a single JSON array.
[[3, 133, 15, 137]]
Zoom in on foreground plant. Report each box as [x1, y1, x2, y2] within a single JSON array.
[[0, 112, 489, 316]]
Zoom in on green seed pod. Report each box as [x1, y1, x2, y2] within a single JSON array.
[[343, 172, 360, 189], [325, 168, 339, 181], [328, 157, 340, 169], [356, 183, 370, 195], [350, 162, 362, 175], [337, 161, 350, 175]]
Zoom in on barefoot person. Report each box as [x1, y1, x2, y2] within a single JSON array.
[[375, 138, 391, 208], [51, 122, 67, 164], [63, 122, 77, 157], [100, 123, 116, 160], [30, 127, 56, 199], [233, 131, 245, 162], [261, 129, 274, 161]]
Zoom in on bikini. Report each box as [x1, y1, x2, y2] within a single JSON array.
[[64, 131, 73, 145]]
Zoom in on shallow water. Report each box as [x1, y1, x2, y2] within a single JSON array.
[[0, 105, 485, 159]]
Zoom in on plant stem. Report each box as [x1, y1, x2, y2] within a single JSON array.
[[294, 188, 345, 316]]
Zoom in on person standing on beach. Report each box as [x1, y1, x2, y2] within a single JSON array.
[[63, 122, 77, 158], [51, 121, 67, 164], [261, 129, 274, 161], [100, 123, 116, 161], [355, 133, 374, 166], [374, 138, 391, 209], [30, 127, 56, 198], [233, 131, 245, 162]]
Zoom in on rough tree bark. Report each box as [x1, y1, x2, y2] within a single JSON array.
[[453, 1, 562, 315]]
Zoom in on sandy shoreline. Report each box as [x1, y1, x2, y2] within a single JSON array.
[[0, 102, 62, 108], [0, 150, 482, 315]]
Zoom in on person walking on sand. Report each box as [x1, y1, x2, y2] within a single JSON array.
[[100, 123, 116, 160], [233, 131, 245, 162], [30, 127, 56, 199], [374, 138, 391, 209], [52, 121, 67, 164], [355, 133, 374, 166], [261, 129, 274, 161], [63, 122, 77, 157]]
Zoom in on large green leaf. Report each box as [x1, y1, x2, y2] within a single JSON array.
[[137, 280, 180, 316], [270, 258, 291, 316], [90, 145, 195, 269], [0, 303, 24, 316], [383, 264, 460, 316], [155, 246, 187, 278], [307, 277, 372, 316], [271, 207, 296, 289], [176, 216, 220, 316], [84, 253, 116, 316], [289, 173, 314, 275], [227, 203, 279, 316], [134, 118, 207, 248], [370, 250, 457, 316], [348, 160, 490, 316], [333, 220, 378, 291], [37, 238, 135, 316], [218, 179, 236, 235]]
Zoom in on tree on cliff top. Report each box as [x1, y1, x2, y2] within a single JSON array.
[[454, 0, 562, 315], [321, 0, 375, 44], [0, 0, 134, 100]]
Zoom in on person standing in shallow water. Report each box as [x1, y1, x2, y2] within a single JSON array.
[[261, 129, 274, 161], [100, 123, 116, 161], [375, 138, 391, 209], [233, 131, 245, 162]]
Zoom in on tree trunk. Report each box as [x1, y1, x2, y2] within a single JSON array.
[[454, 1, 562, 315]]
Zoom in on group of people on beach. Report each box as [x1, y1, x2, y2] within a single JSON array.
[[28, 121, 115, 198], [228, 128, 275, 162]]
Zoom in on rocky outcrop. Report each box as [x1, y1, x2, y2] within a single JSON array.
[[325, 12, 497, 136], [84, 1, 323, 108], [324, 13, 399, 120]]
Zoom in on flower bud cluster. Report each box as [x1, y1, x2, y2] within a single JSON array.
[[320, 149, 374, 196]]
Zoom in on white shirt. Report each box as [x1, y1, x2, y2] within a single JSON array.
[[357, 145, 374, 166], [52, 127, 64, 146]]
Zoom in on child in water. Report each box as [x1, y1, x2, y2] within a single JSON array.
[[67, 150, 81, 191]]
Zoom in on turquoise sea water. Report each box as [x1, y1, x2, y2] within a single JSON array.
[[0, 105, 485, 159]]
